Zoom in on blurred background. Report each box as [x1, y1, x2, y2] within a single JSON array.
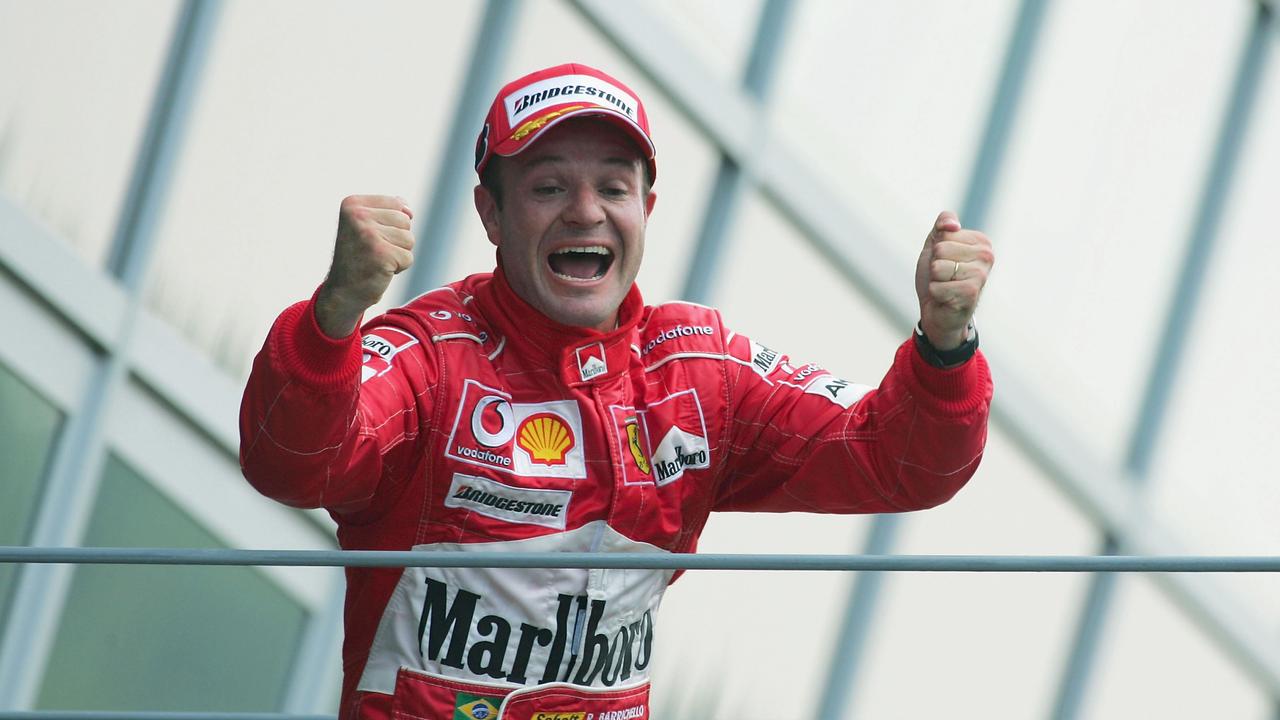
[[1, 0, 1277, 717]]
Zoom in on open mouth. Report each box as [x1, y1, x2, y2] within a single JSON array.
[[547, 246, 614, 281]]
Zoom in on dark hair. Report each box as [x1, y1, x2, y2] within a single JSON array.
[[479, 157, 505, 209]]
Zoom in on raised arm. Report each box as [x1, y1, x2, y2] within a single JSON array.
[[239, 195, 431, 515], [715, 211, 995, 514]]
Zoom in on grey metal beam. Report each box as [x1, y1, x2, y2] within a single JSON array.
[[569, 0, 1280, 698], [1052, 2, 1275, 717], [815, 517, 896, 719], [680, 0, 793, 304], [960, 0, 1050, 233], [819, 2, 1049, 717], [0, 1, 221, 707], [400, 0, 522, 300], [0, 197, 127, 353]]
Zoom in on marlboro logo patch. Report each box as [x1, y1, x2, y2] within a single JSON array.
[[576, 342, 607, 382]]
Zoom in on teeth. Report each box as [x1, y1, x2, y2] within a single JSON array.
[[552, 271, 605, 281], [552, 246, 611, 255]]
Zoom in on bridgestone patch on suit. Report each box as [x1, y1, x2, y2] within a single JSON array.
[[445, 472, 571, 529]]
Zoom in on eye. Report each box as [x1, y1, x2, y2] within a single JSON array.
[[533, 184, 563, 196], [600, 184, 629, 199]]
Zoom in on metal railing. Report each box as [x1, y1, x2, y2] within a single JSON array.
[[1, 547, 1278, 719], [3, 547, 1280, 573]]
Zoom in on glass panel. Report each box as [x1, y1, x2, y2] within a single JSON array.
[[858, 424, 1096, 719], [144, 0, 483, 380], [37, 455, 307, 711], [1148, 17, 1280, 636], [1087, 578, 1265, 718], [0, 363, 63, 642], [772, 0, 1018, 267], [982, 1, 1250, 462], [646, 0, 764, 85], [0, 0, 180, 268]]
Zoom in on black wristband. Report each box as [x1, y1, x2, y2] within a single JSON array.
[[914, 322, 978, 368]]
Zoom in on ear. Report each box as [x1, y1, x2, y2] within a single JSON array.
[[644, 190, 657, 219], [474, 184, 502, 247]]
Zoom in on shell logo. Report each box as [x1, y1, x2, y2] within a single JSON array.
[[516, 413, 575, 465]]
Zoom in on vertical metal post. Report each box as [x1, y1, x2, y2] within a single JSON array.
[[678, 0, 794, 304], [0, 0, 220, 707], [814, 517, 895, 719], [1052, 3, 1274, 717], [400, 0, 522, 300], [816, 2, 1048, 718]]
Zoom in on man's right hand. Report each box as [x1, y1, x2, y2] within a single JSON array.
[[315, 195, 415, 338]]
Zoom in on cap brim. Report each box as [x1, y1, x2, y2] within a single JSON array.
[[492, 105, 656, 180]]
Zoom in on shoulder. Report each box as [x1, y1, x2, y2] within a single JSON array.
[[640, 302, 787, 381], [635, 300, 730, 368], [383, 275, 496, 350]]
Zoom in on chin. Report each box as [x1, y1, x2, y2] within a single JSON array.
[[543, 296, 613, 330]]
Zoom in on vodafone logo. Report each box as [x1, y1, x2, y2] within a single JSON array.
[[447, 380, 587, 479], [471, 396, 515, 448]]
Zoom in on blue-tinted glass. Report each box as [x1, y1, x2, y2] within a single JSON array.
[[0, 363, 62, 644], [37, 455, 307, 710]]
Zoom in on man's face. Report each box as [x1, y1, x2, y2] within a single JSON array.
[[475, 119, 656, 333]]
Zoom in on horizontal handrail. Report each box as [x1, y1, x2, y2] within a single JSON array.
[[1, 547, 1277, 572]]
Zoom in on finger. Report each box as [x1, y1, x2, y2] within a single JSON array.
[[382, 227, 416, 251], [390, 245, 414, 274], [928, 211, 961, 243], [342, 194, 413, 220], [931, 258, 965, 282], [366, 206, 413, 231], [932, 239, 994, 265], [344, 194, 409, 211], [935, 229, 990, 249]]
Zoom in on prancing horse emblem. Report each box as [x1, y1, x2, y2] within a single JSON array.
[[626, 417, 650, 475]]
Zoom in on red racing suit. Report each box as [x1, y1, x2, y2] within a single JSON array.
[[239, 268, 992, 720]]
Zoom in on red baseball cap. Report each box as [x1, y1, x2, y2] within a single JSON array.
[[474, 63, 657, 183]]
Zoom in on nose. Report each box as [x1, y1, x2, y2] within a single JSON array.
[[561, 182, 606, 228]]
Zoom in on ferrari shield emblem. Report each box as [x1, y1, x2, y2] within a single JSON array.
[[626, 417, 651, 475]]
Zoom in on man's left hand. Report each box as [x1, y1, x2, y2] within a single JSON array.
[[914, 211, 994, 350]]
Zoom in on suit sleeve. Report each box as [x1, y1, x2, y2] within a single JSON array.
[[713, 331, 992, 514], [238, 292, 436, 515]]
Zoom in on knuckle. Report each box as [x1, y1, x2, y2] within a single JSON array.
[[340, 195, 365, 215]]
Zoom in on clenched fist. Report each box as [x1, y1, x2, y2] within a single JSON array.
[[914, 211, 994, 350], [315, 195, 415, 338]]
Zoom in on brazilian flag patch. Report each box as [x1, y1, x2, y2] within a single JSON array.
[[454, 692, 501, 720]]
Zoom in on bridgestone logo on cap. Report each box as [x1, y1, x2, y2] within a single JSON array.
[[505, 74, 638, 126]]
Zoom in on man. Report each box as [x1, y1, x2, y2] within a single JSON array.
[[240, 63, 993, 720]]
